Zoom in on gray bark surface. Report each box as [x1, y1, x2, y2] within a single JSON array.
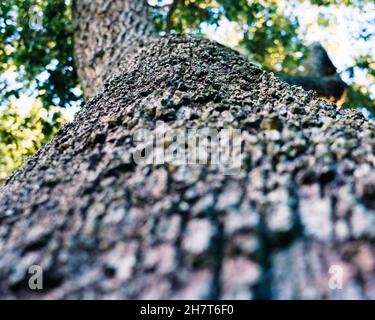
[[72, 0, 155, 98], [0, 35, 374, 299]]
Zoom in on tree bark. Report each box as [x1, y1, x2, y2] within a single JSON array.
[[72, 0, 155, 98], [0, 2, 374, 300]]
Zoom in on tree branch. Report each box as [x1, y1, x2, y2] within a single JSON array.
[[281, 74, 347, 102], [281, 42, 347, 103], [165, 0, 180, 33]]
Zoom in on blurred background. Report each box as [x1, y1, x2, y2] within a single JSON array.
[[0, 0, 374, 183]]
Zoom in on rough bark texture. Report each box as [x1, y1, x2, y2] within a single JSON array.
[[0, 35, 374, 299], [72, 0, 155, 98]]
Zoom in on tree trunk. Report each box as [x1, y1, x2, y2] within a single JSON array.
[[72, 0, 155, 98], [0, 1, 374, 300]]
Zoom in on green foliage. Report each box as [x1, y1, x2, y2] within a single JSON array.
[[344, 85, 374, 113], [309, 0, 369, 6], [0, 0, 82, 109], [0, 0, 81, 182], [343, 55, 375, 110], [0, 102, 64, 183]]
